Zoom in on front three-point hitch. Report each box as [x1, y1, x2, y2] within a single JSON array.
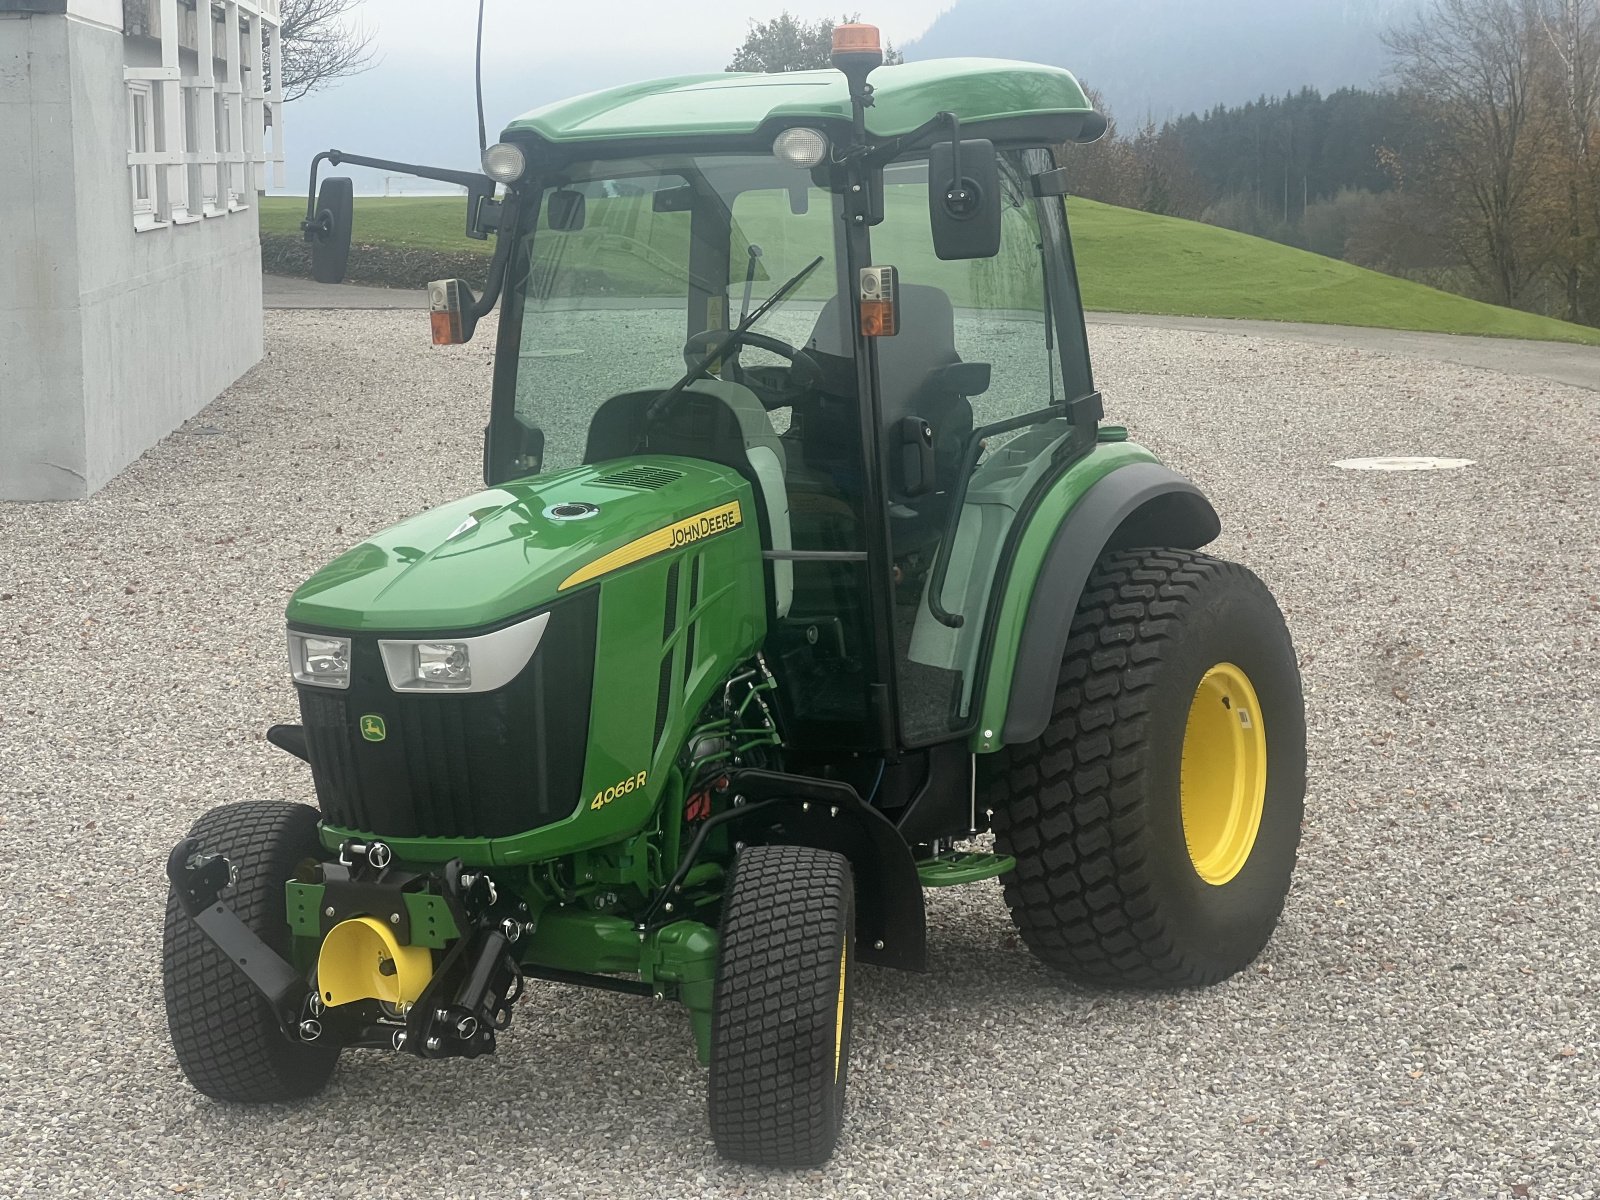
[[166, 839, 524, 1060]]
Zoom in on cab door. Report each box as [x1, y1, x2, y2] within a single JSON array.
[[868, 147, 1097, 746]]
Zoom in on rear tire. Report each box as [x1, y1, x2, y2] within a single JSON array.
[[708, 845, 854, 1166], [980, 548, 1305, 987], [162, 801, 338, 1101]]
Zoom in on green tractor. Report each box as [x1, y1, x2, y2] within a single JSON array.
[[164, 29, 1305, 1167]]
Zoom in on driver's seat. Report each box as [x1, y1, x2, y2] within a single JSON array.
[[584, 382, 794, 618]]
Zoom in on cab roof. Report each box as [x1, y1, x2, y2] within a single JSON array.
[[503, 58, 1099, 147]]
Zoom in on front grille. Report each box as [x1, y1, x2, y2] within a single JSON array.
[[298, 590, 599, 839]]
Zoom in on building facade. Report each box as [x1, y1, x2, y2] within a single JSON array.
[[1, 0, 283, 500]]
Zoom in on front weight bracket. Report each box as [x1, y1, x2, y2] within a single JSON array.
[[165, 837, 309, 1024]]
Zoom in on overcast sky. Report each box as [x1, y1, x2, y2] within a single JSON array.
[[281, 1, 953, 193]]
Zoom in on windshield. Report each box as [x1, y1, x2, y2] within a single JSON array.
[[504, 153, 849, 476]]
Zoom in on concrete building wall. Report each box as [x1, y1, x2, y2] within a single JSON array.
[[0, 5, 266, 501], [0, 12, 88, 499]]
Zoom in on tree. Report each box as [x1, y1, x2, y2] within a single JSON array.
[[727, 11, 903, 73], [1057, 86, 1141, 208], [276, 0, 378, 103], [1535, 0, 1600, 320], [1385, 0, 1558, 306]]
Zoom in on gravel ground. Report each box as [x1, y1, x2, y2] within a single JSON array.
[[2, 311, 1598, 1199]]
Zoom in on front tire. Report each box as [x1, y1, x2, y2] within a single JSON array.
[[162, 801, 339, 1101], [981, 548, 1306, 987], [708, 845, 854, 1166]]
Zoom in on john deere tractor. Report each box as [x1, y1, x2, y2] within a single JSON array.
[[163, 29, 1305, 1167]]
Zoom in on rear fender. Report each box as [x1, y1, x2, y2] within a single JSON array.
[[973, 457, 1220, 750]]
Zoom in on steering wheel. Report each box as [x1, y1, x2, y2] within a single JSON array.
[[682, 329, 825, 403]]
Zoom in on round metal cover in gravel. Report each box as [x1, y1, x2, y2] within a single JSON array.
[[1333, 456, 1477, 471], [1, 312, 1597, 1199]]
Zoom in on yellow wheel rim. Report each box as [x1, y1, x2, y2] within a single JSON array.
[[1180, 662, 1268, 886], [833, 943, 847, 1082]]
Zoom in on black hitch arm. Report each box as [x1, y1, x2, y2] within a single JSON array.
[[165, 838, 305, 1017]]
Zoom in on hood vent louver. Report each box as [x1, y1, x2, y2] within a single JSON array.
[[592, 466, 685, 491]]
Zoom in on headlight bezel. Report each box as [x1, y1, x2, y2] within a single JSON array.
[[287, 611, 552, 696], [287, 631, 352, 689], [376, 610, 552, 695]]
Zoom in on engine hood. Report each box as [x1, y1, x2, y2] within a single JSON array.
[[286, 456, 756, 633]]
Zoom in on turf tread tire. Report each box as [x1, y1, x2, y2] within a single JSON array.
[[708, 845, 853, 1167], [980, 547, 1305, 988], [162, 800, 338, 1102]]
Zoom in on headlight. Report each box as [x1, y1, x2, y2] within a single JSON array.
[[387, 641, 473, 691], [378, 611, 551, 694], [773, 127, 829, 169], [288, 632, 351, 689], [481, 141, 526, 184]]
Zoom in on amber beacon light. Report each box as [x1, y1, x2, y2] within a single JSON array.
[[831, 22, 885, 94], [831, 22, 882, 57]]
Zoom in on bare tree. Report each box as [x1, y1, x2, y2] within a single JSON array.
[[1536, 0, 1600, 320], [276, 0, 378, 103], [1057, 87, 1141, 208], [1386, 0, 1557, 306]]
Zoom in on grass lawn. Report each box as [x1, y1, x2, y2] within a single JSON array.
[[259, 195, 1600, 345], [261, 196, 488, 253]]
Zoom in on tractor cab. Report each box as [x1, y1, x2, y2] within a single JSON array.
[[479, 55, 1107, 766]]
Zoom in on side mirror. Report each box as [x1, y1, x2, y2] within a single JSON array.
[[307, 176, 353, 284], [547, 189, 587, 231], [895, 416, 935, 497], [928, 139, 1001, 261]]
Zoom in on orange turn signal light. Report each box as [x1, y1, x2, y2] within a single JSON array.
[[832, 23, 882, 56], [859, 265, 898, 338], [428, 278, 466, 345], [860, 299, 897, 338]]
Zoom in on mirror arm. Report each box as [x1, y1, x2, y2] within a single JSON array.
[[316, 148, 492, 194], [946, 113, 963, 201], [301, 150, 334, 234], [456, 187, 525, 339], [300, 148, 503, 241], [865, 110, 962, 166]]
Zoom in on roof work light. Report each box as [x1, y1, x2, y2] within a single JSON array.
[[773, 127, 830, 169], [481, 141, 526, 184]]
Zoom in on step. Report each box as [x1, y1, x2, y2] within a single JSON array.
[[915, 851, 1015, 888]]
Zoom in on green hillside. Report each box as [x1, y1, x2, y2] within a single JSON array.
[[258, 195, 1600, 345]]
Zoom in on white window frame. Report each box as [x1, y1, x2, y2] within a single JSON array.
[[123, 0, 281, 228], [127, 80, 164, 230], [168, 77, 198, 224]]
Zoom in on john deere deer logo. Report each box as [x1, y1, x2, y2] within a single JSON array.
[[359, 714, 387, 742]]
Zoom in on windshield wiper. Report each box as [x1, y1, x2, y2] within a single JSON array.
[[636, 255, 824, 439]]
